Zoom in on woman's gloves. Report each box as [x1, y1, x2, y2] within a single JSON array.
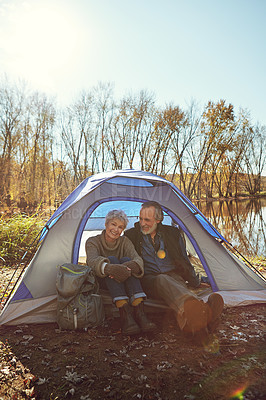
[[104, 261, 141, 283], [122, 261, 141, 275], [105, 264, 131, 283]]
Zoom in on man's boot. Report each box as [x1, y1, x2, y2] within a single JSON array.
[[206, 293, 224, 332], [181, 297, 209, 334], [119, 303, 141, 335], [133, 302, 156, 333]]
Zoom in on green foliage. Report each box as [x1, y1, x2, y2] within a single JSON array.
[[0, 213, 44, 266]]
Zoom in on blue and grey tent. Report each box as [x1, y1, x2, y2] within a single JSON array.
[[0, 169, 265, 325]]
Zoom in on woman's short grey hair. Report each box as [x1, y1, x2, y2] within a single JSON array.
[[105, 209, 129, 229]]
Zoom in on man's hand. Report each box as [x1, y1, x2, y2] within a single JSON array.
[[122, 261, 141, 275], [105, 264, 131, 283], [199, 282, 211, 288]]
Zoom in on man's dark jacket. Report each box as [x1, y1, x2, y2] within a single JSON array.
[[125, 222, 200, 288]]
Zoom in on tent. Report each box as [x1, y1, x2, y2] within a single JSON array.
[[0, 169, 265, 326]]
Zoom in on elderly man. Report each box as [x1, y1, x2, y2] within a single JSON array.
[[125, 201, 224, 340]]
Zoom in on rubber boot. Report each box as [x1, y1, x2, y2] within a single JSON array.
[[119, 303, 141, 335], [133, 302, 156, 333]]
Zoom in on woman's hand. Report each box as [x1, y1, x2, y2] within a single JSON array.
[[122, 261, 141, 275], [105, 264, 131, 283]]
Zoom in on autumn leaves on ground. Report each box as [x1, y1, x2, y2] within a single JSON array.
[[0, 267, 266, 400]]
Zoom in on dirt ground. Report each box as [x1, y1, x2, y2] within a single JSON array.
[[0, 265, 266, 400], [0, 305, 265, 400]]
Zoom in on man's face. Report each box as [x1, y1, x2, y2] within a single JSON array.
[[139, 206, 160, 236]]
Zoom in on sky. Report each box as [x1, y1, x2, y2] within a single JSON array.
[[0, 0, 266, 127]]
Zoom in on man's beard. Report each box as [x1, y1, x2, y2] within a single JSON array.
[[140, 222, 158, 235]]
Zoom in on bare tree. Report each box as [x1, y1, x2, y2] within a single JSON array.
[[243, 123, 266, 195], [93, 82, 115, 172], [1, 76, 265, 208], [222, 110, 252, 197], [170, 100, 201, 195], [25, 92, 56, 205], [0, 78, 25, 200]]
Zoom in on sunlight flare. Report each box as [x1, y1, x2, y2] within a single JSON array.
[[1, 0, 85, 92]]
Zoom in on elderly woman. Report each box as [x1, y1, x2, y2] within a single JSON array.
[[86, 209, 155, 335]]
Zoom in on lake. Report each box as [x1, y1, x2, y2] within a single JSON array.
[[196, 197, 266, 258], [78, 197, 266, 262]]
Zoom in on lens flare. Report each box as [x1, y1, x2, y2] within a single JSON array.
[[203, 334, 220, 354], [229, 384, 248, 399]]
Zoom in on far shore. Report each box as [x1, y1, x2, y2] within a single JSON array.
[[191, 193, 266, 203]]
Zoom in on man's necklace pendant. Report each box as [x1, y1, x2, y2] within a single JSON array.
[[157, 249, 166, 259]]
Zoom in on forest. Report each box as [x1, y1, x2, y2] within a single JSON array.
[[1, 79, 266, 400], [0, 77, 265, 212]]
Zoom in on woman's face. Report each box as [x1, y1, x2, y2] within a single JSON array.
[[105, 218, 125, 243]]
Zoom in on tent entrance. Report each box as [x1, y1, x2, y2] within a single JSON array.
[[75, 199, 209, 284]]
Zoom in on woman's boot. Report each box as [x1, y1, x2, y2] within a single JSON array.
[[133, 302, 156, 333], [119, 303, 141, 335]]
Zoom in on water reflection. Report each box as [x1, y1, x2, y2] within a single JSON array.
[[196, 198, 266, 257]]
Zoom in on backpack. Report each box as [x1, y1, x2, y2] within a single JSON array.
[[56, 263, 105, 330]]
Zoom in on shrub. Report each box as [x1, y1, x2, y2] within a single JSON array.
[[0, 213, 44, 266]]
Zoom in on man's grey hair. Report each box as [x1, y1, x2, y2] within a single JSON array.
[[141, 201, 164, 222], [105, 209, 129, 228]]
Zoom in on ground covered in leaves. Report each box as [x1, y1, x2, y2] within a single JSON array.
[[0, 302, 265, 400], [1, 262, 266, 400]]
